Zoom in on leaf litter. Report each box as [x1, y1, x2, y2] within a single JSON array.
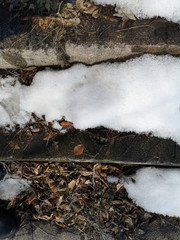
[[1, 161, 177, 239]]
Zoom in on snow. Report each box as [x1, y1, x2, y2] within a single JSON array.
[[1, 55, 180, 144], [52, 121, 62, 130], [107, 176, 119, 183], [93, 0, 180, 23], [0, 174, 31, 200], [124, 167, 180, 217]]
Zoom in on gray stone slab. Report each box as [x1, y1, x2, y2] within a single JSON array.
[[4, 221, 81, 240], [4, 218, 180, 240]]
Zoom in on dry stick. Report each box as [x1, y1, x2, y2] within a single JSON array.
[[116, 24, 152, 32]]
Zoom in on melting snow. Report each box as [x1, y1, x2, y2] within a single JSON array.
[[1, 55, 180, 143], [107, 176, 119, 183], [124, 167, 180, 217], [93, 0, 180, 23], [0, 174, 31, 200]]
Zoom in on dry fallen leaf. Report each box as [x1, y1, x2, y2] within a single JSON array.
[[43, 132, 58, 141], [63, 18, 80, 26], [47, 179, 59, 192], [116, 182, 124, 191], [81, 2, 100, 18], [25, 66, 37, 71], [8, 141, 20, 150], [68, 179, 76, 190], [85, 180, 92, 185], [39, 18, 52, 30], [60, 121, 73, 127], [76, 0, 82, 8], [11, 80, 16, 86], [31, 128, 41, 133], [74, 144, 84, 156], [82, 171, 92, 177]]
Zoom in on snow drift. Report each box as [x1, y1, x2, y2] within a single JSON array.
[[124, 167, 180, 217], [1, 55, 180, 144], [93, 0, 180, 23]]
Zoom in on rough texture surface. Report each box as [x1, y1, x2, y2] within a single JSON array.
[[1, 8, 180, 69], [4, 221, 81, 240], [0, 128, 178, 166]]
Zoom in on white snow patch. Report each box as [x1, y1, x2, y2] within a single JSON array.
[[1, 55, 180, 143], [107, 176, 119, 183], [93, 0, 180, 23], [0, 174, 31, 200], [52, 121, 62, 130], [124, 167, 180, 217]]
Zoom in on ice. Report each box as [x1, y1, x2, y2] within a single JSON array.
[[93, 0, 180, 23], [1, 55, 180, 144], [124, 167, 180, 217]]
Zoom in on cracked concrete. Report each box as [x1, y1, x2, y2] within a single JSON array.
[[5, 221, 81, 240]]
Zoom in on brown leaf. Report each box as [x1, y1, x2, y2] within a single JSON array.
[[76, 0, 82, 8], [77, 215, 86, 221], [73, 144, 84, 156], [116, 182, 124, 191], [47, 179, 59, 192], [60, 121, 73, 127], [92, 9, 100, 18], [14, 143, 20, 150], [8, 141, 20, 150], [55, 217, 65, 223], [43, 132, 58, 141], [85, 180, 92, 185], [39, 215, 52, 221], [38, 18, 52, 30], [11, 80, 16, 86], [62, 18, 80, 27], [25, 66, 37, 71], [31, 128, 41, 133], [26, 192, 37, 205], [43, 200, 53, 207], [82, 171, 92, 176], [68, 179, 76, 190], [27, 130, 33, 136]]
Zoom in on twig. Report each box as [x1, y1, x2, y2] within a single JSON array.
[[116, 24, 151, 32]]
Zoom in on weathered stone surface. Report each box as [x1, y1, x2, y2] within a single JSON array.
[[0, 12, 180, 69], [4, 221, 81, 240], [0, 48, 62, 69], [66, 43, 180, 65], [0, 128, 178, 166]]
